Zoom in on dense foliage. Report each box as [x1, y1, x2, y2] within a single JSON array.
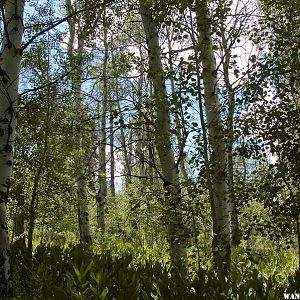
[[0, 0, 299, 298], [11, 243, 299, 299]]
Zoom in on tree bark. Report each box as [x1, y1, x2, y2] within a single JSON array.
[[140, 0, 187, 267], [195, 0, 231, 277], [220, 25, 240, 247], [77, 181, 92, 244], [96, 11, 108, 232], [109, 110, 115, 198], [0, 0, 25, 296], [13, 211, 25, 251], [27, 83, 51, 255], [27, 174, 40, 255], [136, 44, 146, 180], [66, 0, 92, 243], [117, 100, 132, 187], [74, 39, 92, 244]]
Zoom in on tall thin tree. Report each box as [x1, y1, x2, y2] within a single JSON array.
[[66, 0, 92, 243], [195, 0, 231, 280], [96, 8, 108, 232], [0, 0, 25, 296], [140, 0, 187, 267]]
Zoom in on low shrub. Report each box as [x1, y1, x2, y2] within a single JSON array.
[[11, 243, 298, 299]]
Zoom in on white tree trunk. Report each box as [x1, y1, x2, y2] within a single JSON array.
[[74, 44, 92, 243], [140, 0, 187, 267], [77, 169, 92, 243], [96, 14, 108, 232], [109, 109, 115, 198], [196, 0, 231, 276], [74, 40, 92, 244], [220, 25, 240, 247], [0, 0, 25, 296], [118, 102, 132, 187], [66, 0, 92, 243]]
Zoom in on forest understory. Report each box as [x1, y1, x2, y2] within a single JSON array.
[[0, 0, 299, 299]]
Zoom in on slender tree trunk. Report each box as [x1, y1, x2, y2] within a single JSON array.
[[117, 101, 132, 187], [136, 44, 146, 179], [74, 40, 92, 243], [28, 89, 51, 253], [39, 210, 46, 246], [228, 153, 239, 246], [66, 0, 92, 243], [96, 12, 108, 232], [11, 185, 26, 251], [96, 100, 107, 232], [0, 0, 25, 296], [195, 0, 231, 277], [11, 190, 26, 254], [27, 176, 40, 255], [166, 32, 189, 181], [27, 30, 55, 254], [296, 216, 300, 284], [127, 130, 133, 177], [76, 172, 92, 243], [146, 84, 156, 185], [136, 128, 145, 179], [220, 28, 240, 247], [13, 210, 25, 251], [109, 108, 115, 198], [140, 0, 187, 267]]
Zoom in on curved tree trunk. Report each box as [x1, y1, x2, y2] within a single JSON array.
[[0, 0, 25, 296], [140, 0, 187, 268]]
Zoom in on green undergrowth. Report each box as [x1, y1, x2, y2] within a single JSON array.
[[11, 242, 299, 299]]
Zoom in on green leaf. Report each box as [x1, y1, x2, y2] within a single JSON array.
[[73, 266, 81, 281], [100, 287, 109, 300], [81, 260, 93, 278]]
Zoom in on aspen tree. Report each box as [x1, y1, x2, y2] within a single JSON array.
[[96, 9, 108, 232], [219, 21, 240, 247], [0, 0, 25, 296], [140, 0, 187, 267], [195, 0, 231, 277], [66, 0, 92, 243], [136, 44, 146, 180], [114, 81, 132, 188], [118, 101, 132, 187], [109, 109, 115, 198]]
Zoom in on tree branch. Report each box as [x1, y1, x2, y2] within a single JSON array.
[[21, 0, 114, 51]]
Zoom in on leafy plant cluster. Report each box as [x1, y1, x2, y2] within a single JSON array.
[[11, 243, 298, 300]]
